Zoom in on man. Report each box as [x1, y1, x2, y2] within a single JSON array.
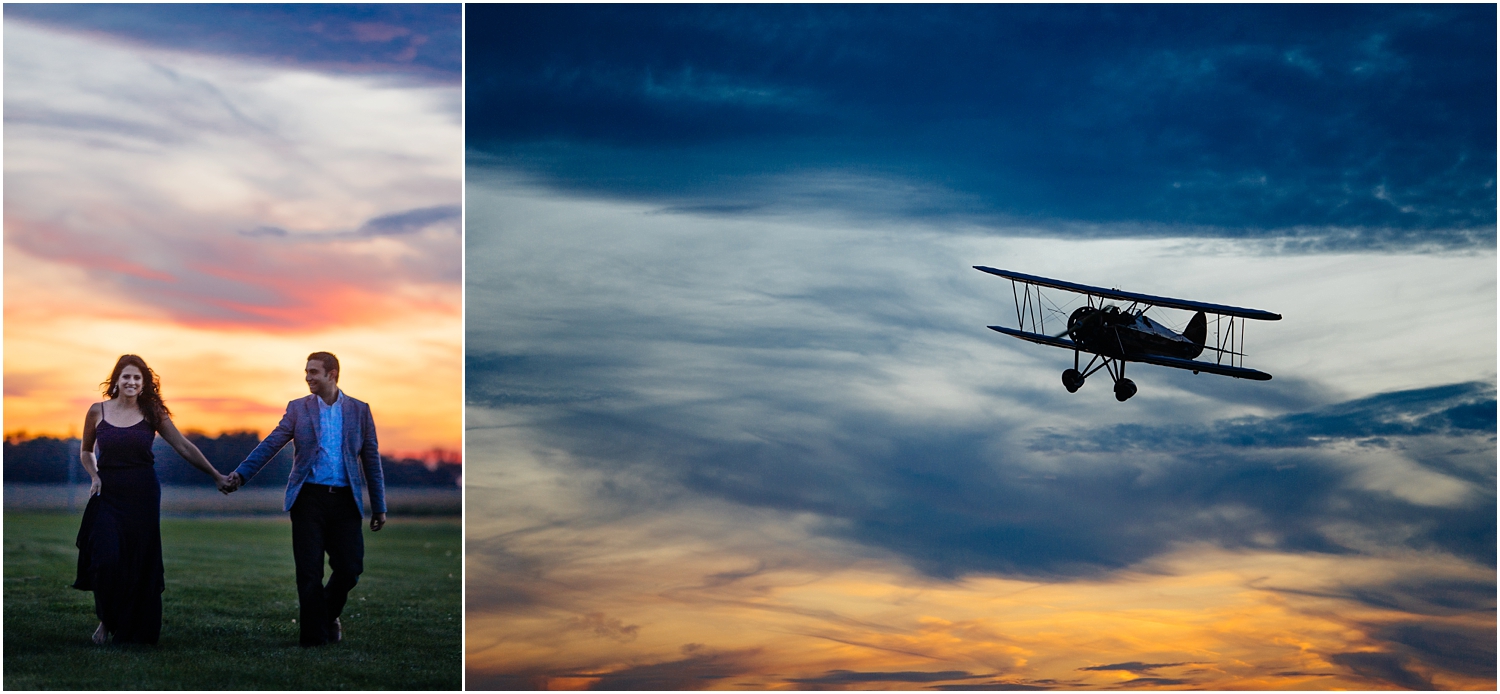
[[224, 352, 386, 647]]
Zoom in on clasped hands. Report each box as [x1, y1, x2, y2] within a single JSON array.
[[213, 472, 385, 530], [217, 471, 244, 495]]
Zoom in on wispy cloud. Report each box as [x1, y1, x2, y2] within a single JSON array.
[[355, 204, 461, 237], [5, 19, 460, 332], [5, 13, 460, 449], [4, 4, 460, 83], [1078, 662, 1194, 674]]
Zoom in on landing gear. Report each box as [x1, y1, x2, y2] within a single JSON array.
[[1062, 351, 1137, 401]]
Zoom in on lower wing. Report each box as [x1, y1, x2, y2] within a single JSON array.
[[985, 326, 1273, 381]]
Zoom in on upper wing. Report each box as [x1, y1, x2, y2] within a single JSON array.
[[974, 266, 1282, 321], [985, 326, 1273, 381]]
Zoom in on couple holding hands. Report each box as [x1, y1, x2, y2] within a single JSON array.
[[73, 352, 387, 648]]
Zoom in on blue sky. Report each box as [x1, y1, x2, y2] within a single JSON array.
[[460, 5, 1498, 689], [468, 4, 1494, 248], [6, 4, 459, 83]]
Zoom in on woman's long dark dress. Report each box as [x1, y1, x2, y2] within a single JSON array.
[[72, 418, 164, 645]]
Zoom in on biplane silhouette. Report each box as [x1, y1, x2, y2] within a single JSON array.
[[975, 266, 1281, 401]]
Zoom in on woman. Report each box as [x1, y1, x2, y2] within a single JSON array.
[[72, 354, 230, 645]]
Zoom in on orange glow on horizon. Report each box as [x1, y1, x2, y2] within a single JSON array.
[[463, 427, 1494, 692], [466, 545, 1496, 690], [4, 264, 460, 452]]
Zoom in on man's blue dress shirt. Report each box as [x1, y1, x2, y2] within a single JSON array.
[[308, 391, 350, 487]]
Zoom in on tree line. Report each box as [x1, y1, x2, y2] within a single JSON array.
[[4, 432, 460, 487]]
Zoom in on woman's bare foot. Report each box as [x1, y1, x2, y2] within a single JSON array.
[[92, 622, 107, 645]]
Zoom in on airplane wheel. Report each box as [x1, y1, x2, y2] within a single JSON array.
[[1062, 369, 1083, 393], [1114, 378, 1137, 402]]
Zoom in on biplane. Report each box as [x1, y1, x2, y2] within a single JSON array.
[[974, 266, 1281, 401]]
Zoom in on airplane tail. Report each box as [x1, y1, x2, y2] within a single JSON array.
[[1183, 310, 1207, 359]]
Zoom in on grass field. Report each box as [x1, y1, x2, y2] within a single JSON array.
[[4, 511, 461, 690]]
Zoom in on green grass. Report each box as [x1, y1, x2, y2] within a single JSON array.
[[4, 512, 461, 690]]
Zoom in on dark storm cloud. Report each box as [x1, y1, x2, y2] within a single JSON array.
[[7, 4, 460, 82], [465, 353, 630, 407], [237, 205, 460, 240], [1270, 575, 1497, 617], [1113, 677, 1192, 688], [1327, 651, 1433, 691], [355, 204, 460, 236], [1078, 662, 1192, 674], [1346, 578, 1497, 616], [472, 328, 1496, 577], [1372, 622, 1498, 680], [467, 4, 1495, 246], [1030, 381, 1496, 452]]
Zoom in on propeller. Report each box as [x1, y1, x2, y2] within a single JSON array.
[[1055, 305, 1107, 340]]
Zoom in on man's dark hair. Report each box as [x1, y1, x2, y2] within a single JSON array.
[[307, 351, 340, 382]]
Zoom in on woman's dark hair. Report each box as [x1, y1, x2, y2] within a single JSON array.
[[100, 354, 170, 431]]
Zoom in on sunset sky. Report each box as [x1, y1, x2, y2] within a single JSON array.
[[464, 5, 1495, 690], [4, 5, 462, 454]]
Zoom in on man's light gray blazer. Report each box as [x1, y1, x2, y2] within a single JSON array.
[[233, 393, 386, 516]]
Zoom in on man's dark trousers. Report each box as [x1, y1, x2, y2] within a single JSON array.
[[290, 483, 363, 646]]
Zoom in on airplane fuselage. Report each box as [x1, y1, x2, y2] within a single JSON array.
[[1067, 305, 1205, 361]]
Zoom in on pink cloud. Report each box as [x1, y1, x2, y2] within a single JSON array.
[[6, 211, 457, 333], [350, 22, 410, 42], [6, 217, 178, 283]]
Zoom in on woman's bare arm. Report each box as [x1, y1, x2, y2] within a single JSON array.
[[79, 403, 102, 496], [157, 416, 228, 488]]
